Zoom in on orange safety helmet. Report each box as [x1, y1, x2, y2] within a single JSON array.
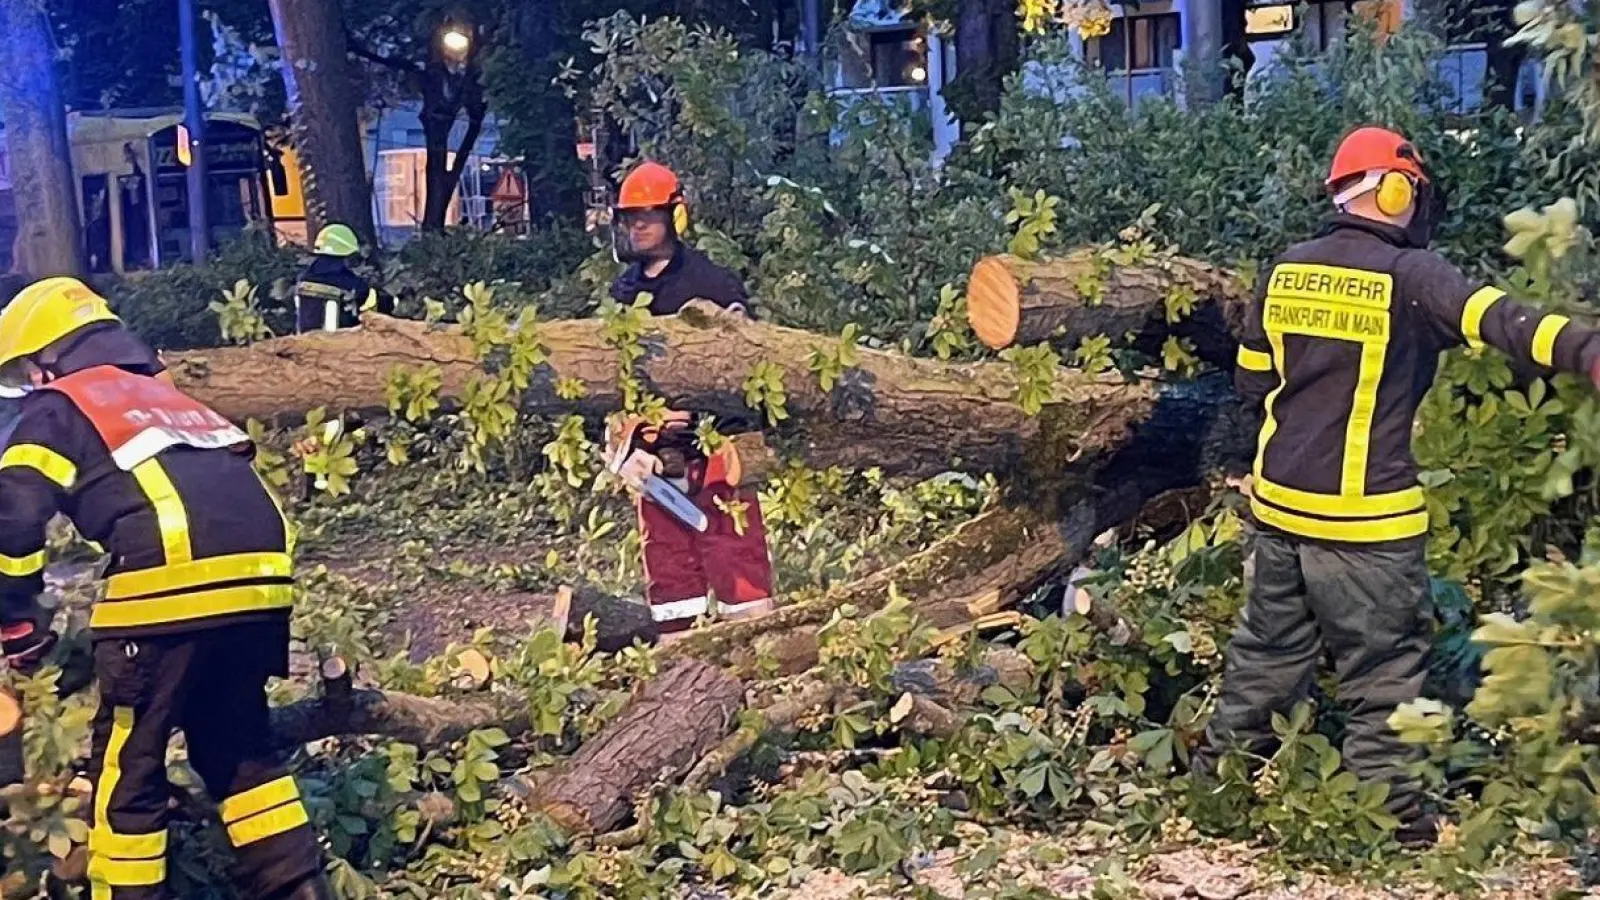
[[1326, 126, 1427, 188], [617, 161, 683, 210]]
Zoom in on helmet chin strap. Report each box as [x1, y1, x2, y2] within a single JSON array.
[[1332, 171, 1385, 212]]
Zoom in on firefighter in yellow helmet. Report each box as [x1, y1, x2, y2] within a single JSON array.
[[293, 224, 392, 333], [0, 278, 331, 899]]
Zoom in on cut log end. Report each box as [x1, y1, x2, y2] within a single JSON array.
[[967, 255, 1022, 350]]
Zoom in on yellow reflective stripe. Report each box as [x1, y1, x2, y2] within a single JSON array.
[[1253, 477, 1424, 519], [131, 460, 191, 565], [106, 552, 292, 600], [1236, 345, 1273, 372], [1342, 339, 1387, 496], [227, 801, 311, 847], [0, 443, 77, 488], [1461, 287, 1504, 349], [89, 828, 167, 859], [257, 471, 297, 556], [1251, 499, 1430, 542], [221, 776, 301, 824], [91, 704, 141, 896], [0, 549, 45, 577], [86, 855, 165, 886], [91, 583, 293, 630], [1532, 314, 1570, 367], [93, 707, 135, 851], [1252, 325, 1287, 482]]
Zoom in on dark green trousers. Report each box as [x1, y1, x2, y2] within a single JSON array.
[[1191, 529, 1432, 820]]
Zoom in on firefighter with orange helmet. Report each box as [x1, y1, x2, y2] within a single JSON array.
[[603, 162, 775, 641], [0, 278, 331, 899], [1192, 126, 1600, 845]]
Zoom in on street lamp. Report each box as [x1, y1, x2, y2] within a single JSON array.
[[440, 24, 472, 57]]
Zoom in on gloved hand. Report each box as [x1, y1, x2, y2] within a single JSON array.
[[1, 621, 58, 676], [613, 449, 662, 493]]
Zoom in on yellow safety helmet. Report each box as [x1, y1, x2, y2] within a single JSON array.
[[313, 224, 361, 258], [0, 277, 119, 367], [0, 277, 120, 397]]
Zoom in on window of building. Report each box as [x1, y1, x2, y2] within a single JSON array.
[[835, 27, 930, 89], [1085, 13, 1182, 73], [377, 150, 422, 229]]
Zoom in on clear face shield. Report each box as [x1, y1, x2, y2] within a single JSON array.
[[609, 207, 675, 264], [0, 358, 41, 399]]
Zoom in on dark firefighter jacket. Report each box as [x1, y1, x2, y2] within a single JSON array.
[[610, 245, 758, 469], [610, 245, 754, 318], [1236, 215, 1600, 544], [294, 255, 391, 332], [0, 363, 293, 641]]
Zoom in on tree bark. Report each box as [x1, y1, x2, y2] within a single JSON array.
[[663, 371, 1249, 676], [419, 52, 488, 232], [165, 302, 1158, 482], [966, 251, 1251, 364], [530, 657, 745, 834], [267, 0, 376, 247], [0, 0, 85, 277]]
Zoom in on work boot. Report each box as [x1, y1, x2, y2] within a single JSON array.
[[268, 873, 336, 900]]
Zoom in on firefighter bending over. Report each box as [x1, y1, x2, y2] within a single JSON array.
[[603, 162, 776, 641], [1191, 127, 1600, 845], [0, 278, 331, 899], [293, 224, 392, 333]]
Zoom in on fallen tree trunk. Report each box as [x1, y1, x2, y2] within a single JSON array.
[[266, 657, 530, 752], [530, 657, 744, 834], [666, 372, 1250, 677], [166, 303, 1155, 481], [966, 251, 1250, 364]]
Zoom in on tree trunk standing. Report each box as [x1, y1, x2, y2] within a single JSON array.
[[509, 3, 586, 221], [948, 0, 1019, 125], [0, 0, 84, 278], [419, 46, 488, 231], [267, 0, 376, 247]]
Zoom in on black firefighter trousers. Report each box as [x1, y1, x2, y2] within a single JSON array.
[[85, 621, 322, 900], [1191, 529, 1432, 822]]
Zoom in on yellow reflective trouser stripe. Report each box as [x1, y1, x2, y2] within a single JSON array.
[[89, 828, 167, 858], [0, 548, 45, 577], [91, 583, 294, 630], [106, 552, 292, 600], [1532, 314, 1570, 367], [1236, 345, 1273, 372], [131, 460, 192, 565], [226, 800, 311, 847], [90, 707, 167, 896], [1460, 287, 1505, 350], [0, 443, 78, 488], [222, 776, 309, 848], [221, 776, 300, 823], [88, 856, 165, 888], [1252, 498, 1430, 542], [1253, 477, 1424, 519]]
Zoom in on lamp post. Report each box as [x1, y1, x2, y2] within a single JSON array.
[[179, 0, 209, 262]]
